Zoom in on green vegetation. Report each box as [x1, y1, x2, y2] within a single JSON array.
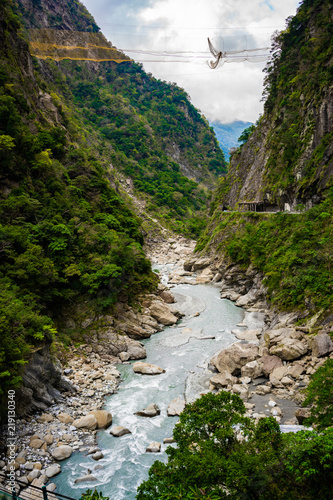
[[197, 190, 333, 311], [261, 0, 333, 199], [0, 0, 157, 399], [59, 62, 225, 236], [303, 358, 333, 431], [0, 0, 227, 403], [137, 391, 333, 499]]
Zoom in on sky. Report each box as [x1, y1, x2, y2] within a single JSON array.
[[81, 0, 301, 124]]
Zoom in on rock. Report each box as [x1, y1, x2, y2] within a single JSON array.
[[295, 408, 311, 424], [135, 403, 161, 417], [163, 437, 175, 444], [73, 414, 98, 430], [191, 258, 213, 271], [74, 475, 97, 484], [209, 371, 238, 389], [235, 329, 261, 342], [265, 327, 301, 347], [110, 426, 131, 437], [146, 442, 161, 453], [270, 339, 308, 360], [232, 384, 250, 401], [125, 339, 146, 360], [27, 470, 41, 482], [57, 413, 74, 424], [149, 301, 178, 325], [45, 465, 61, 478], [159, 290, 175, 303], [133, 362, 165, 375], [281, 376, 294, 385], [43, 434, 54, 445], [29, 439, 45, 449], [210, 342, 259, 376], [196, 268, 214, 284], [183, 258, 196, 271], [24, 462, 34, 471], [261, 355, 283, 377], [37, 413, 53, 424], [92, 451, 104, 460], [241, 360, 263, 379], [167, 397, 185, 416], [255, 385, 271, 395], [51, 445, 73, 461], [310, 333, 333, 357], [87, 410, 112, 429], [46, 484, 57, 492]]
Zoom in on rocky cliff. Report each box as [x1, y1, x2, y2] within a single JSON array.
[[221, 0, 333, 211]]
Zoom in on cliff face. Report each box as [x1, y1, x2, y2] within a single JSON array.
[[222, 0, 333, 211]]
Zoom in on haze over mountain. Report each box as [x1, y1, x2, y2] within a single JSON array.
[[209, 120, 253, 160]]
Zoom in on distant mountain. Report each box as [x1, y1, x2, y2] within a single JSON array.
[[210, 120, 253, 160]]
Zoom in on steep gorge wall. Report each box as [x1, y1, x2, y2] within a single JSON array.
[[222, 0, 333, 211]]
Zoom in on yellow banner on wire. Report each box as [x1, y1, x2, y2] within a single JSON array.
[[29, 29, 131, 63]]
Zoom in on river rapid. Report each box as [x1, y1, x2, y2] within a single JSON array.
[[53, 263, 265, 499]]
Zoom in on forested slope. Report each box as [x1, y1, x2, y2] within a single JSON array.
[[198, 0, 333, 318], [0, 0, 225, 404]]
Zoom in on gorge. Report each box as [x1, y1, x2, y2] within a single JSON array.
[[0, 0, 333, 498]]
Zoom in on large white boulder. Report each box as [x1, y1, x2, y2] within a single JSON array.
[[133, 361, 165, 375]]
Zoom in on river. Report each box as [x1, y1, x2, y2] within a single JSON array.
[[53, 264, 265, 499]]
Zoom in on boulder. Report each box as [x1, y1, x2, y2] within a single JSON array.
[[73, 414, 98, 430], [133, 361, 165, 375], [146, 442, 161, 453], [209, 371, 237, 389], [255, 385, 271, 395], [191, 257, 213, 271], [125, 339, 146, 360], [51, 445, 73, 461], [27, 470, 41, 482], [163, 437, 175, 444], [310, 333, 333, 357], [241, 360, 263, 379], [92, 451, 104, 461], [43, 434, 54, 445], [46, 484, 57, 492], [295, 408, 311, 424], [261, 355, 283, 377], [196, 268, 214, 284], [37, 414, 53, 424], [167, 397, 185, 416], [149, 301, 178, 325], [159, 290, 175, 304], [232, 384, 250, 401], [87, 410, 112, 429], [110, 426, 131, 437], [264, 327, 302, 347], [45, 465, 61, 478], [29, 439, 45, 450], [57, 413, 74, 424], [210, 343, 259, 376], [74, 475, 97, 484], [135, 403, 160, 417], [270, 339, 308, 360], [235, 329, 261, 342], [183, 258, 196, 271]]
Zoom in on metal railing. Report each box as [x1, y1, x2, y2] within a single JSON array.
[[0, 473, 77, 500]]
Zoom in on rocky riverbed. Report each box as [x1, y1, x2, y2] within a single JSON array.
[[1, 234, 333, 497]]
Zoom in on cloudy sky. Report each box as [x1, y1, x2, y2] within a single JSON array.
[[81, 0, 300, 124]]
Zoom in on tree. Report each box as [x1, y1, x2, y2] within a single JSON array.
[[136, 391, 333, 500], [303, 358, 333, 430]]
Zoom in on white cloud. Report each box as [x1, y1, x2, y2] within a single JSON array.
[[82, 0, 300, 123]]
